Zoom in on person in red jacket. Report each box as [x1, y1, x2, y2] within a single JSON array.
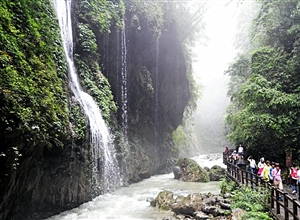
[[290, 163, 298, 195]]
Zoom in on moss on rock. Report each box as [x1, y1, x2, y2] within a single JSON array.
[[208, 165, 226, 181], [176, 158, 209, 182], [153, 190, 175, 211]]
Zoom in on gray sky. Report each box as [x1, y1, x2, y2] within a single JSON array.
[[193, 1, 241, 153]]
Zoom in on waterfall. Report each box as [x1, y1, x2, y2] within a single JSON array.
[[154, 37, 160, 147], [52, 0, 120, 193], [120, 27, 128, 142]]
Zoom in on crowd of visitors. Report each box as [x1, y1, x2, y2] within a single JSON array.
[[224, 145, 300, 201]]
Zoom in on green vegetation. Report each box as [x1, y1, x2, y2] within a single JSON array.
[[74, 0, 124, 122], [231, 186, 269, 213], [0, 0, 206, 170], [127, 1, 163, 36], [225, 0, 300, 163], [0, 0, 69, 148], [69, 103, 87, 140], [220, 179, 272, 220], [173, 125, 188, 153], [78, 0, 125, 33], [220, 178, 236, 194]]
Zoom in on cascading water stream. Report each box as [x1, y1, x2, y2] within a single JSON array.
[[154, 37, 160, 147], [120, 27, 128, 142], [52, 0, 120, 193]]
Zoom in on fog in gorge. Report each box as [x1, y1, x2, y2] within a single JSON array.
[[193, 2, 250, 154]]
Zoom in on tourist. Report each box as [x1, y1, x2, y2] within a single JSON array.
[[290, 163, 298, 195], [272, 163, 283, 190], [261, 160, 271, 182], [238, 144, 244, 156], [272, 163, 283, 201], [230, 150, 238, 165], [257, 157, 265, 175], [247, 155, 257, 179], [297, 166, 300, 200], [223, 147, 230, 161], [224, 147, 229, 154], [269, 162, 276, 184]]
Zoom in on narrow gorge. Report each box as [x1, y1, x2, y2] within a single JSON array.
[[0, 0, 198, 219]]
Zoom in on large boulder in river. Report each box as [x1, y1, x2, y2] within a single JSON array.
[[171, 193, 203, 215], [172, 166, 182, 179], [151, 190, 175, 211], [208, 165, 226, 181], [174, 158, 209, 182]]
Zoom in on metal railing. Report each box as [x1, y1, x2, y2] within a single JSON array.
[[223, 153, 300, 220]]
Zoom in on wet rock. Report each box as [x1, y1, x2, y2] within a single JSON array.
[[172, 193, 203, 215], [201, 205, 217, 215], [208, 165, 226, 181], [223, 193, 231, 199], [193, 211, 209, 220], [231, 208, 247, 220], [203, 167, 210, 172], [202, 196, 216, 206], [173, 166, 182, 180], [153, 190, 233, 220], [162, 215, 176, 220], [153, 190, 175, 211], [147, 197, 155, 203], [174, 158, 209, 182], [175, 195, 185, 203], [220, 202, 231, 209], [175, 214, 186, 219]]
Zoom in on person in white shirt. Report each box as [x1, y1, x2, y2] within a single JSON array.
[[238, 144, 244, 156], [247, 155, 257, 179]]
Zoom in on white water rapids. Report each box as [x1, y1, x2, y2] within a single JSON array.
[[47, 154, 225, 220]]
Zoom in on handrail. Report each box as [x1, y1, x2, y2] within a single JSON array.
[[223, 153, 300, 220]]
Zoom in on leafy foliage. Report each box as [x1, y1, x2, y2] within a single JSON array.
[[77, 0, 125, 33], [173, 125, 188, 153], [74, 55, 117, 121], [220, 180, 272, 220], [69, 103, 87, 140], [225, 0, 300, 164], [231, 186, 268, 212], [74, 1, 123, 122], [220, 178, 236, 194], [126, 1, 164, 36], [0, 0, 69, 148], [241, 211, 272, 220]]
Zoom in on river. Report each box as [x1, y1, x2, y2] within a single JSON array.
[[47, 154, 225, 220]]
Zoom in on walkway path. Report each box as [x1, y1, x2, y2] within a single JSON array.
[[224, 156, 300, 220]]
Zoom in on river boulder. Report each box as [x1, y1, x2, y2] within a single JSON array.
[[208, 165, 226, 181], [171, 193, 203, 215], [174, 158, 209, 182], [151, 190, 175, 211], [150, 191, 233, 219]]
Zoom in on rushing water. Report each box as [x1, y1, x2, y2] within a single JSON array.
[[47, 154, 224, 220], [120, 26, 128, 142], [154, 37, 160, 147], [52, 0, 121, 193]]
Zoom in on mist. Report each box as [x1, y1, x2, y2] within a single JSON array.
[[193, 2, 247, 154]]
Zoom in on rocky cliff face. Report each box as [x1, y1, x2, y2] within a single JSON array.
[[97, 2, 190, 182], [0, 1, 192, 219]]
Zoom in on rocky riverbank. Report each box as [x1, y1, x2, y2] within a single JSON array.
[[146, 157, 248, 219], [149, 190, 246, 220]]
